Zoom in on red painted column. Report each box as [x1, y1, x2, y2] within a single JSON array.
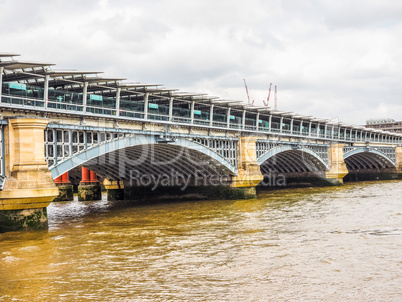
[[81, 167, 90, 183], [90, 170, 98, 183], [61, 172, 70, 184], [54, 175, 63, 184]]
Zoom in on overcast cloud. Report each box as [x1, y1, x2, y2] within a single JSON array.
[[1, 0, 401, 124]]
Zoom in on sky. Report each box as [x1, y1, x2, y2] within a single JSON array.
[[1, 0, 402, 125]]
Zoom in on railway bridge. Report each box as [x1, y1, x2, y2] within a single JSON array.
[[0, 53, 401, 231]]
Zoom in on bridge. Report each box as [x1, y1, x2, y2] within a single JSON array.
[[0, 53, 401, 232]]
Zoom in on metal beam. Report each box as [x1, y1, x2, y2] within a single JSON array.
[[0, 67, 3, 103], [83, 82, 88, 112], [116, 87, 121, 116]]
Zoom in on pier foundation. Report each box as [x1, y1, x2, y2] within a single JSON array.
[[0, 117, 58, 232], [229, 136, 263, 198], [325, 144, 349, 184], [78, 168, 101, 201], [104, 180, 125, 201], [54, 172, 74, 202]]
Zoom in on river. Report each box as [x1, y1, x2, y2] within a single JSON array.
[[1, 180, 401, 301]]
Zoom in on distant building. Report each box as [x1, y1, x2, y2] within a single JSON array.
[[366, 118, 402, 133]]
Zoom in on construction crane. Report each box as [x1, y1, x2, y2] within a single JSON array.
[[263, 83, 272, 107], [243, 79, 254, 106], [274, 85, 277, 110]]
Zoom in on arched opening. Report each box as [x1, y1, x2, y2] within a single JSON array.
[[343, 150, 397, 182], [82, 143, 235, 186], [258, 147, 329, 188]]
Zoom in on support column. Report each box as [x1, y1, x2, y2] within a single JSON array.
[[325, 144, 349, 184], [0, 66, 4, 103], [78, 167, 101, 201], [256, 112, 260, 131], [144, 93, 149, 119], [82, 81, 88, 112], [190, 100, 195, 124], [90, 170, 98, 183], [209, 104, 214, 126], [396, 147, 402, 178], [54, 172, 73, 202], [268, 115, 272, 132], [0, 117, 59, 232], [226, 107, 231, 128], [230, 136, 263, 198], [168, 97, 174, 121], [116, 87, 121, 116], [43, 74, 49, 109], [104, 179, 124, 201]]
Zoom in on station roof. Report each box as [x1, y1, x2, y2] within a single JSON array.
[[0, 53, 401, 137], [0, 53, 20, 57]]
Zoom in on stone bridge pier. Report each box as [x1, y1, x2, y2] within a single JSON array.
[[230, 136, 263, 197], [0, 117, 58, 232], [325, 144, 349, 184], [397, 147, 402, 173]]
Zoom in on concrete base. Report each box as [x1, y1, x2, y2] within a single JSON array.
[[78, 184, 102, 201], [324, 177, 345, 185], [0, 207, 48, 233], [104, 180, 124, 201], [344, 171, 399, 182], [259, 174, 341, 188], [107, 189, 125, 201], [53, 185, 74, 202], [124, 185, 258, 202]]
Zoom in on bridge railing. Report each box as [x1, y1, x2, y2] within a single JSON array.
[[1, 95, 46, 108], [48, 101, 84, 112], [148, 113, 170, 121], [193, 119, 211, 126], [172, 116, 191, 124], [212, 121, 227, 128], [120, 110, 145, 119]]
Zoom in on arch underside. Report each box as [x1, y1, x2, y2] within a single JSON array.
[[50, 135, 238, 180], [344, 151, 396, 171], [71, 144, 235, 181], [260, 150, 328, 174]]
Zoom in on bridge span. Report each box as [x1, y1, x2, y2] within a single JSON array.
[[0, 53, 401, 232]]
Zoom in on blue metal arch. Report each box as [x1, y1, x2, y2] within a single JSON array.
[[50, 135, 238, 179], [257, 145, 330, 171], [343, 149, 396, 168]]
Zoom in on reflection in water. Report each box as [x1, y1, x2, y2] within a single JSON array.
[[0, 181, 401, 301]]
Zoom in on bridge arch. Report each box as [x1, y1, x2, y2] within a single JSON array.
[[343, 148, 396, 170], [50, 135, 238, 180], [257, 145, 330, 174]]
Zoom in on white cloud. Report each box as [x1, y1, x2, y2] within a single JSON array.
[[1, 0, 401, 124]]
